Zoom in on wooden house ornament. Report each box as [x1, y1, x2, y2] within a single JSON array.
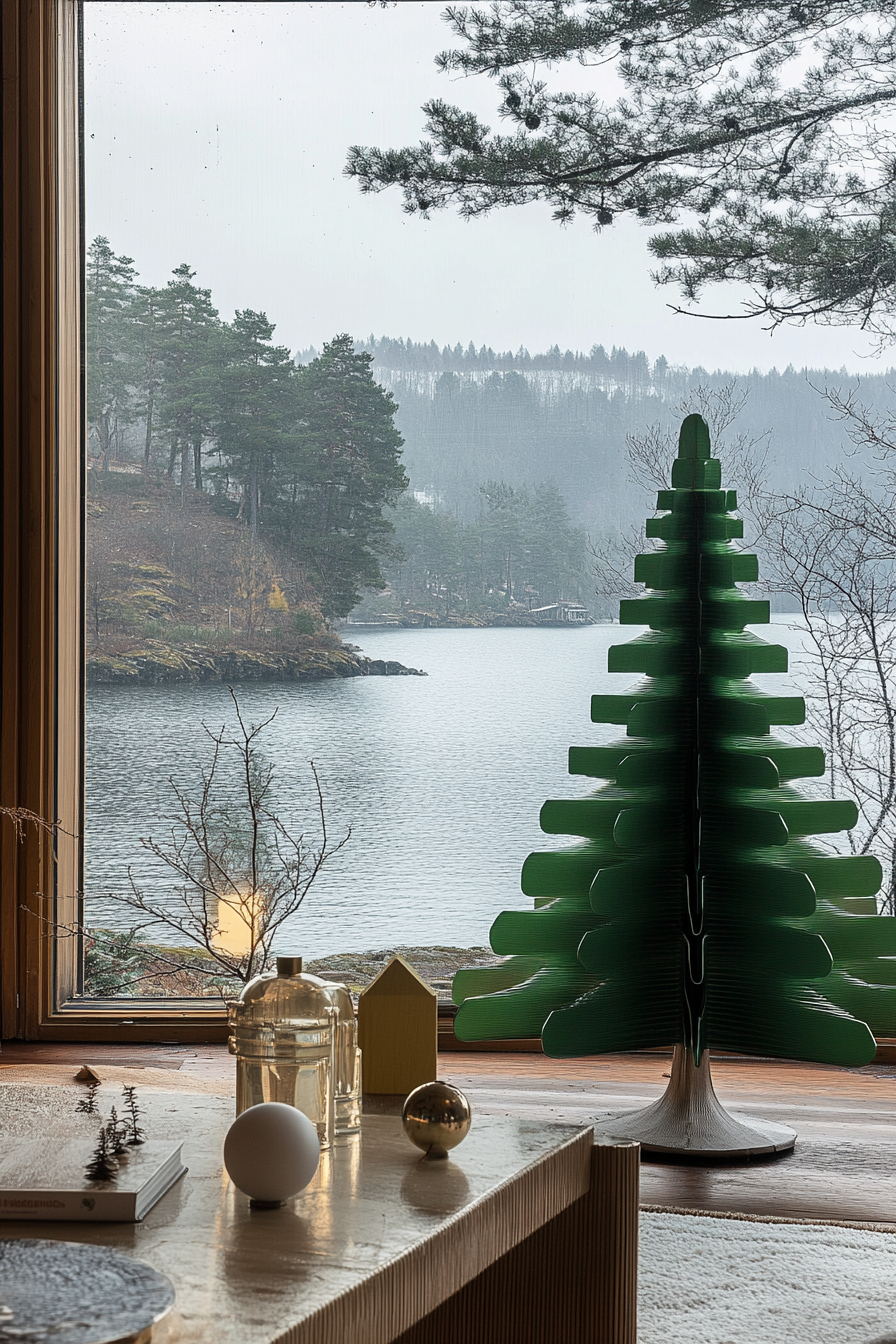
[[357, 956, 438, 1095]]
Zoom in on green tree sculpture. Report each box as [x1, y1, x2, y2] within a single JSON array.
[[453, 414, 896, 1157]]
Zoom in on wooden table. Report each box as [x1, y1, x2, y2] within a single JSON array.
[[0, 1087, 639, 1344]]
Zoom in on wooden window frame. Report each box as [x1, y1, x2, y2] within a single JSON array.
[[1, 0, 226, 1041]]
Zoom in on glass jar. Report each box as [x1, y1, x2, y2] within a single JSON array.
[[322, 980, 362, 1135], [227, 956, 335, 1149]]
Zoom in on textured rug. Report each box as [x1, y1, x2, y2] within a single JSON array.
[[640, 1210, 896, 1343]]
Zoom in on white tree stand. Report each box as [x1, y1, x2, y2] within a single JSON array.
[[592, 1045, 795, 1159]]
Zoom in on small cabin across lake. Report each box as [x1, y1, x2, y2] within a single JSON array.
[[530, 602, 589, 625]]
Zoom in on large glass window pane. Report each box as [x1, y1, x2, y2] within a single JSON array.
[[82, 1, 563, 1003], [81, 2, 895, 1010]]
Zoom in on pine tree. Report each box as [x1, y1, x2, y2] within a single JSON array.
[[526, 482, 588, 604], [285, 335, 408, 617], [346, 3, 896, 337], [154, 263, 221, 501], [212, 310, 298, 537], [84, 1126, 118, 1183], [479, 482, 529, 603], [105, 1107, 128, 1157], [453, 414, 896, 1149], [85, 236, 139, 470], [129, 285, 165, 476], [76, 1079, 100, 1115], [122, 1085, 146, 1145]]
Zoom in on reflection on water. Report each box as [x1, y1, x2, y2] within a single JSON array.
[[86, 619, 809, 958]]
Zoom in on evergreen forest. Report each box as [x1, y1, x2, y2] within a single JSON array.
[[87, 238, 407, 625], [306, 335, 896, 538], [89, 236, 896, 643]]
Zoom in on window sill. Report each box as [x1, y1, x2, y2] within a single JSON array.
[[36, 998, 229, 1043]]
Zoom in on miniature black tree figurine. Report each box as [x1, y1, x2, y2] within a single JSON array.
[[105, 1107, 128, 1157], [121, 1085, 146, 1145], [76, 1080, 100, 1115], [84, 1126, 118, 1183]]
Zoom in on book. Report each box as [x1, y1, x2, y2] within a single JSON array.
[[0, 1140, 186, 1222]]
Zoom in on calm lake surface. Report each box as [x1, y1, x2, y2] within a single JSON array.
[[85, 619, 809, 958]]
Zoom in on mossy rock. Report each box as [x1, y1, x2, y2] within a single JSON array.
[[86, 654, 142, 684]]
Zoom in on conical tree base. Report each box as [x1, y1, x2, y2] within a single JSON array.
[[593, 1046, 795, 1160]]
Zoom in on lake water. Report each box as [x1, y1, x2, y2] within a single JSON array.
[[85, 619, 810, 958]]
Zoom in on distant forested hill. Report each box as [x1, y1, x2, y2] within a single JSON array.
[[298, 338, 896, 536]]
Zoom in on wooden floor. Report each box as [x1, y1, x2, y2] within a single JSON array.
[[3, 1041, 895, 1227], [443, 1051, 896, 1229]]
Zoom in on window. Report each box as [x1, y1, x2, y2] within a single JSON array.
[[0, 1, 225, 1039], [3, 4, 620, 1037], [2, 0, 79, 1037]]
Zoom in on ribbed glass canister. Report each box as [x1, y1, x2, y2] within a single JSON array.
[[227, 956, 335, 1149], [321, 980, 362, 1135]]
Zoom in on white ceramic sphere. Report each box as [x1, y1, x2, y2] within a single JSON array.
[[223, 1102, 320, 1204]]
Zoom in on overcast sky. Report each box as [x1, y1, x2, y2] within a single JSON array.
[[85, 1, 896, 375]]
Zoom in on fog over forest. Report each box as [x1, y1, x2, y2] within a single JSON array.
[[87, 218, 896, 626], [296, 336, 896, 541]]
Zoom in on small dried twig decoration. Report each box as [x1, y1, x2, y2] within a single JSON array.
[[76, 1080, 100, 1115], [121, 1085, 146, 1145], [105, 1107, 128, 1157], [0, 805, 60, 843], [84, 1126, 118, 1183]]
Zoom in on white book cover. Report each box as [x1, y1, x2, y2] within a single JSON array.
[[0, 1139, 186, 1221]]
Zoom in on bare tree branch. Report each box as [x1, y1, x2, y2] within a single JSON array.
[[758, 404, 896, 911], [83, 687, 351, 986], [592, 380, 771, 603]]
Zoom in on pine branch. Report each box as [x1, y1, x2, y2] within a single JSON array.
[[345, 1, 896, 337]]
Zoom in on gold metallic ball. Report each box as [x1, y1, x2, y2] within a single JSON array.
[[402, 1080, 472, 1160]]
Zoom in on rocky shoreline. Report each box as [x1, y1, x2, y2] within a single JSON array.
[[87, 641, 426, 687], [83, 936, 496, 999], [346, 612, 539, 630], [344, 607, 594, 631]]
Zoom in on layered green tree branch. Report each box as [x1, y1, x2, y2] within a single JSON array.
[[453, 413, 896, 1066]]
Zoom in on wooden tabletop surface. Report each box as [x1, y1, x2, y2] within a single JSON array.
[[0, 1075, 593, 1344], [3, 1041, 894, 1228]]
